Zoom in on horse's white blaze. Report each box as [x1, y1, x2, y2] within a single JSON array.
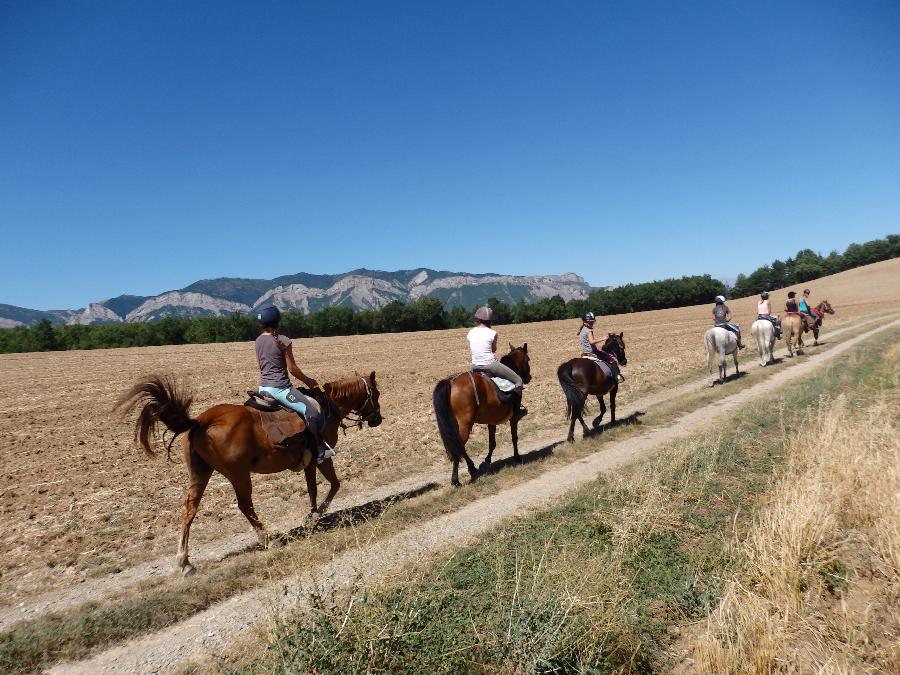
[[704, 326, 739, 384], [751, 319, 776, 366]]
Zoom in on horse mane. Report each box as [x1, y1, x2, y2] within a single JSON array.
[[326, 377, 366, 405]]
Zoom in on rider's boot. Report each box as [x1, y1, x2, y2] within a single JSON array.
[[512, 390, 528, 420], [306, 419, 334, 464]]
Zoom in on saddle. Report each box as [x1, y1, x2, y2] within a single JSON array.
[[243, 393, 307, 449], [465, 369, 518, 407], [244, 387, 330, 432], [579, 353, 619, 382]]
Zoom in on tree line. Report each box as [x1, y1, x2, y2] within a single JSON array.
[[1, 234, 896, 353]]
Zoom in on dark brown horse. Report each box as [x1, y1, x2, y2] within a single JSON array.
[[433, 345, 531, 486], [116, 372, 382, 576], [557, 333, 627, 442]]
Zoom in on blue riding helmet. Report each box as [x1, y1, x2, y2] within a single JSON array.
[[256, 305, 282, 326], [582, 311, 596, 322]]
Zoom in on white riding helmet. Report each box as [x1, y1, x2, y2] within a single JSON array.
[[474, 306, 493, 322], [714, 295, 726, 304]]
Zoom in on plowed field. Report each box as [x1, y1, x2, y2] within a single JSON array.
[[2, 258, 899, 605]]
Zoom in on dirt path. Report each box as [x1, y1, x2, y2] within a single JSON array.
[[3, 314, 884, 632], [50, 317, 900, 674]]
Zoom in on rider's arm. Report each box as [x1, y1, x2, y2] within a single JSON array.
[[284, 346, 319, 388], [491, 333, 498, 354], [587, 329, 600, 346]]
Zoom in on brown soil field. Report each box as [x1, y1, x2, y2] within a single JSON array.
[[2, 257, 899, 606]]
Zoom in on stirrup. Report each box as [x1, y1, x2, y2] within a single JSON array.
[[514, 406, 528, 420], [316, 442, 335, 465]]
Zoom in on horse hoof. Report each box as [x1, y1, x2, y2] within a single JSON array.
[[303, 511, 320, 529], [566, 436, 574, 443], [181, 563, 196, 578], [451, 479, 462, 488]]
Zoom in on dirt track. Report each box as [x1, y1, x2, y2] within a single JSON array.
[[3, 258, 899, 611], [49, 316, 900, 673]]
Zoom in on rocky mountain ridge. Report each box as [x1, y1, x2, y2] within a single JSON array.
[[1, 268, 591, 327]]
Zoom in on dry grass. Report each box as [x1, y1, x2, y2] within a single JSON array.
[[1, 258, 899, 606], [689, 381, 900, 673]]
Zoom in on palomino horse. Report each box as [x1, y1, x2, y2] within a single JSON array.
[[432, 345, 531, 486], [704, 326, 740, 384], [804, 299, 835, 345], [750, 319, 777, 366], [116, 372, 382, 576], [556, 333, 627, 442], [783, 313, 805, 357]]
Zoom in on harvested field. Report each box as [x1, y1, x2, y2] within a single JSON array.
[[2, 257, 899, 608]]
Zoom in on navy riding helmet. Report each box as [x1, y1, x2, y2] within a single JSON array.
[[256, 305, 281, 326], [582, 311, 596, 322]]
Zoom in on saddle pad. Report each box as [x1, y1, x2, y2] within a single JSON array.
[[491, 376, 516, 393], [579, 355, 614, 380], [254, 409, 307, 448]]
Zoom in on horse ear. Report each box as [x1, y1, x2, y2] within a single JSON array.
[[369, 370, 376, 383], [523, 342, 528, 353], [509, 342, 514, 352], [619, 331, 623, 338]]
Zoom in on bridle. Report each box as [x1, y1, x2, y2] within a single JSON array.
[[337, 377, 379, 433]]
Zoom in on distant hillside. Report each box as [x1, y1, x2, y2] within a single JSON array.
[[0, 268, 592, 326]]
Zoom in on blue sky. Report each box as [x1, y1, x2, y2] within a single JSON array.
[[1, 1, 898, 310]]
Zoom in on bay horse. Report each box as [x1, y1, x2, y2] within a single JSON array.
[[805, 299, 835, 345], [704, 326, 740, 384], [115, 372, 382, 576], [556, 333, 627, 442], [432, 344, 531, 486]]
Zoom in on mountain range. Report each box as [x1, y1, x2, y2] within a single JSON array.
[[0, 268, 592, 327]]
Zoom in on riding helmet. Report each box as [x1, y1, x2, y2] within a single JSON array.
[[787, 291, 796, 298], [582, 311, 596, 323], [760, 291, 769, 298], [714, 295, 726, 304], [474, 306, 494, 322], [256, 305, 282, 326], [803, 288, 811, 294]]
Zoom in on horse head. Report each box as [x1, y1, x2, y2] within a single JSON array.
[[329, 372, 383, 428], [501, 343, 531, 384], [603, 332, 627, 366], [818, 299, 834, 315]]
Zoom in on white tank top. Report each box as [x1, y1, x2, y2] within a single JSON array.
[[467, 325, 497, 366], [758, 299, 770, 314]]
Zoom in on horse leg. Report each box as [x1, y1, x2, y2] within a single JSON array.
[[733, 349, 740, 376], [510, 418, 520, 461], [229, 473, 268, 548], [609, 387, 617, 425], [567, 413, 578, 443], [593, 395, 606, 430], [304, 461, 318, 513], [482, 424, 497, 469], [813, 326, 819, 345], [175, 452, 213, 577], [314, 459, 340, 515], [457, 418, 479, 484]]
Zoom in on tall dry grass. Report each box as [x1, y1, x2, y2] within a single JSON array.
[[691, 393, 900, 673]]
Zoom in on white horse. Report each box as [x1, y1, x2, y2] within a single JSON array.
[[751, 319, 777, 367], [704, 326, 740, 385]]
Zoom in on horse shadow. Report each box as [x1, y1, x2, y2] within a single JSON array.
[[478, 442, 560, 477], [584, 410, 646, 437], [277, 482, 442, 540], [712, 370, 749, 386]]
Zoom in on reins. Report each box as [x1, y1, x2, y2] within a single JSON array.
[[335, 377, 377, 434]]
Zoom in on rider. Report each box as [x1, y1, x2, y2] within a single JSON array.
[[254, 305, 334, 464], [785, 290, 800, 314], [799, 288, 817, 326], [757, 291, 782, 339], [713, 295, 745, 349], [467, 306, 527, 419], [578, 311, 625, 382]]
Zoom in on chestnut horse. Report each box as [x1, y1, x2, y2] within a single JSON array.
[[433, 344, 531, 486], [116, 372, 382, 576], [556, 333, 627, 442], [805, 299, 835, 344]]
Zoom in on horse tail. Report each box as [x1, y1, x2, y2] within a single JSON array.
[[433, 379, 464, 463], [115, 375, 198, 459], [705, 329, 716, 375], [557, 361, 584, 420]]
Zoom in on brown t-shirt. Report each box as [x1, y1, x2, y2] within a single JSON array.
[[255, 333, 291, 388]]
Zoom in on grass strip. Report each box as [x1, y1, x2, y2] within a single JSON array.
[[231, 328, 899, 674]]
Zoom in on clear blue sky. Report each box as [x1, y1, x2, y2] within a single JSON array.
[[2, 1, 898, 310]]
